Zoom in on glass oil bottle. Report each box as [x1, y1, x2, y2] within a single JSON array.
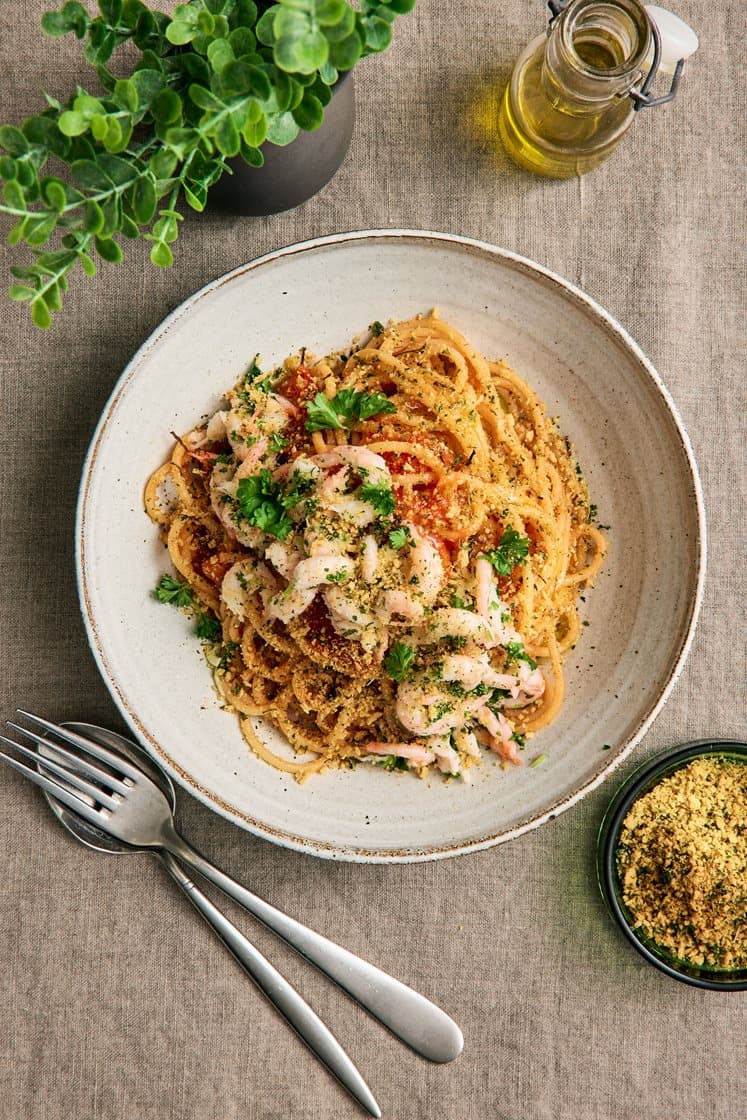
[[498, 0, 697, 178]]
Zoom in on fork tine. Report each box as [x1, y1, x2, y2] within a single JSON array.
[[0, 734, 119, 809], [5, 721, 131, 795], [15, 711, 142, 781], [0, 745, 106, 827]]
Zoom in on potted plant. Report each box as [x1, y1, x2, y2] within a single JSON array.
[[0, 0, 415, 327]]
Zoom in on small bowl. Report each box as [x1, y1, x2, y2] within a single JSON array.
[[597, 739, 747, 990]]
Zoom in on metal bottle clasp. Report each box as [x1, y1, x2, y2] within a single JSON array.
[[545, 0, 686, 110]]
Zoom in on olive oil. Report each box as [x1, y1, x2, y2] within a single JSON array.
[[499, 0, 652, 178]]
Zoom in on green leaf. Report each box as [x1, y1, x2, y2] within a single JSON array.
[[31, 299, 52, 329], [152, 88, 183, 125], [99, 0, 124, 23], [95, 235, 124, 263], [84, 200, 105, 233], [98, 153, 136, 185], [275, 30, 329, 74], [163, 127, 198, 160], [114, 78, 139, 113], [71, 159, 113, 190], [228, 27, 257, 56], [130, 68, 166, 109], [121, 215, 140, 238], [241, 114, 268, 148], [240, 141, 264, 167], [207, 37, 235, 73], [328, 30, 362, 70], [265, 111, 300, 146], [315, 0, 347, 27], [41, 177, 68, 211], [90, 114, 109, 141], [322, 4, 355, 42], [387, 0, 416, 12], [361, 15, 392, 52], [3, 179, 25, 209], [0, 155, 17, 180], [131, 174, 156, 223], [45, 281, 63, 311], [219, 61, 271, 100], [104, 117, 124, 151], [188, 84, 224, 111], [79, 252, 97, 276], [58, 110, 89, 137], [292, 91, 323, 130], [0, 125, 29, 155], [255, 8, 277, 46], [360, 481, 395, 516], [214, 115, 240, 157], [8, 285, 34, 302], [318, 61, 338, 85], [24, 214, 57, 246], [150, 240, 173, 267], [150, 148, 178, 179]]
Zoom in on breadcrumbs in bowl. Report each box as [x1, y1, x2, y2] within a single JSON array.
[[597, 740, 747, 990]]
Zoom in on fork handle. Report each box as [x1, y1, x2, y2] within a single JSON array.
[[162, 829, 463, 1064], [159, 851, 380, 1118]]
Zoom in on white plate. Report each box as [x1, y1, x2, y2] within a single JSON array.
[[76, 230, 705, 862]]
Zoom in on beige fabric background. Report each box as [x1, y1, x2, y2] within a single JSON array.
[[1, 2, 745, 1118]]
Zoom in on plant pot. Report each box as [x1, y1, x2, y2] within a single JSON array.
[[208, 73, 355, 217]]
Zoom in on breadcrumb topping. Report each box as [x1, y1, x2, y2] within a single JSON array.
[[617, 757, 747, 970]]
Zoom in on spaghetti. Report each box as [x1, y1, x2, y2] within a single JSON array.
[[145, 315, 606, 781]]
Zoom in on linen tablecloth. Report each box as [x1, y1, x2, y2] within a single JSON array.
[[1, 3, 744, 1118]]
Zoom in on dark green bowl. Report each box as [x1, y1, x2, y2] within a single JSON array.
[[597, 739, 747, 990]]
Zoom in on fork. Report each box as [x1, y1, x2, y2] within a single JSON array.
[[0, 710, 463, 1065]]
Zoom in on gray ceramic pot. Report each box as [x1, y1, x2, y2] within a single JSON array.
[[208, 73, 355, 216]]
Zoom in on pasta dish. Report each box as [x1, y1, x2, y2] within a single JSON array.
[[145, 315, 606, 781]]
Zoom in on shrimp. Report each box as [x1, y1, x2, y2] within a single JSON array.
[[311, 445, 390, 486], [395, 678, 488, 737], [476, 706, 523, 765], [418, 608, 495, 650], [361, 535, 378, 583], [293, 556, 355, 590], [264, 541, 302, 579], [235, 437, 269, 477], [364, 742, 436, 766], [380, 590, 425, 622], [221, 559, 278, 620], [266, 584, 318, 624], [206, 410, 228, 443], [408, 523, 444, 605]]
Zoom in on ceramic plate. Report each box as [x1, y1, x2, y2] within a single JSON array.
[[76, 230, 705, 862]]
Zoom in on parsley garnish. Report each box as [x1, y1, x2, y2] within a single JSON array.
[[384, 641, 416, 681], [370, 320, 385, 336], [195, 613, 221, 641], [388, 525, 412, 550], [504, 641, 538, 670], [236, 470, 293, 540], [360, 482, 396, 517], [154, 574, 193, 608], [326, 569, 349, 584], [305, 388, 396, 432], [484, 527, 530, 576], [378, 754, 410, 771], [268, 433, 289, 453]]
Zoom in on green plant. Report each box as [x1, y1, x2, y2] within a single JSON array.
[[0, 0, 415, 327]]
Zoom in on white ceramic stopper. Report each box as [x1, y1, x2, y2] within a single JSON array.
[[645, 5, 699, 76]]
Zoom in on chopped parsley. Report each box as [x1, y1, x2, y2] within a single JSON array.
[[360, 482, 396, 517], [326, 569, 349, 584], [383, 641, 416, 681], [504, 641, 538, 670], [236, 469, 293, 540], [388, 525, 412, 550], [268, 433, 289, 452], [154, 574, 193, 608], [305, 388, 396, 432], [451, 593, 470, 609], [378, 754, 409, 771], [195, 613, 221, 641], [484, 527, 530, 576], [370, 320, 385, 336], [530, 752, 549, 768]]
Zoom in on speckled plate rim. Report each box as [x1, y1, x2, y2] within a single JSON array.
[[597, 739, 747, 989], [75, 229, 707, 862]]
